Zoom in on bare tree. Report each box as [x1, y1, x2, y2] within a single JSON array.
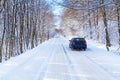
[[0, 0, 54, 62], [113, 0, 120, 50], [60, 0, 114, 51]]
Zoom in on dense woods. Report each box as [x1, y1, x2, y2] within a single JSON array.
[[0, 0, 54, 62], [60, 0, 120, 51], [0, 0, 120, 62]]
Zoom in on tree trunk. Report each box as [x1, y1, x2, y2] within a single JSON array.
[[0, 21, 6, 62], [19, 4, 24, 54], [117, 5, 120, 48], [88, 0, 92, 39], [101, 0, 111, 51]]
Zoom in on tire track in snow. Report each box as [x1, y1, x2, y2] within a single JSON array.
[[0, 45, 44, 80], [34, 38, 57, 80], [34, 47, 56, 80], [61, 44, 81, 80], [61, 37, 118, 80], [82, 51, 118, 80], [1, 38, 57, 80]]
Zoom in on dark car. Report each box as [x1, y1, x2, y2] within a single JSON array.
[[69, 38, 87, 50]]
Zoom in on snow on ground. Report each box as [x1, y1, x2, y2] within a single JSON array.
[[0, 36, 120, 80]]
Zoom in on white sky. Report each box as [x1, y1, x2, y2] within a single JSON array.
[[46, 0, 64, 28]]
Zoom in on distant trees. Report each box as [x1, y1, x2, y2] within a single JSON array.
[[61, 0, 119, 51], [0, 0, 54, 62]]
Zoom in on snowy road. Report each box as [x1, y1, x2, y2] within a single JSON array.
[[0, 37, 120, 80]]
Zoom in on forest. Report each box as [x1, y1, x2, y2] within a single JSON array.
[[0, 0, 120, 62]]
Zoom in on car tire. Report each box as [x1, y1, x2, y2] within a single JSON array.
[[83, 48, 86, 51], [71, 47, 74, 50], [69, 45, 71, 48]]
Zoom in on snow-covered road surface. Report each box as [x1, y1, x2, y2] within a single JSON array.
[[0, 37, 120, 80]]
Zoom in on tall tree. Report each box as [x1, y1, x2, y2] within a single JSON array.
[[113, 0, 120, 49], [99, 0, 111, 51]]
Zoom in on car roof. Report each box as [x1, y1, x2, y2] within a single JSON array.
[[72, 37, 85, 39], [71, 37, 85, 41]]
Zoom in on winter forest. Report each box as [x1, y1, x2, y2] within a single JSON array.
[[0, 0, 120, 62]]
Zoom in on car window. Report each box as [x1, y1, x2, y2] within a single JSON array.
[[73, 38, 85, 41]]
